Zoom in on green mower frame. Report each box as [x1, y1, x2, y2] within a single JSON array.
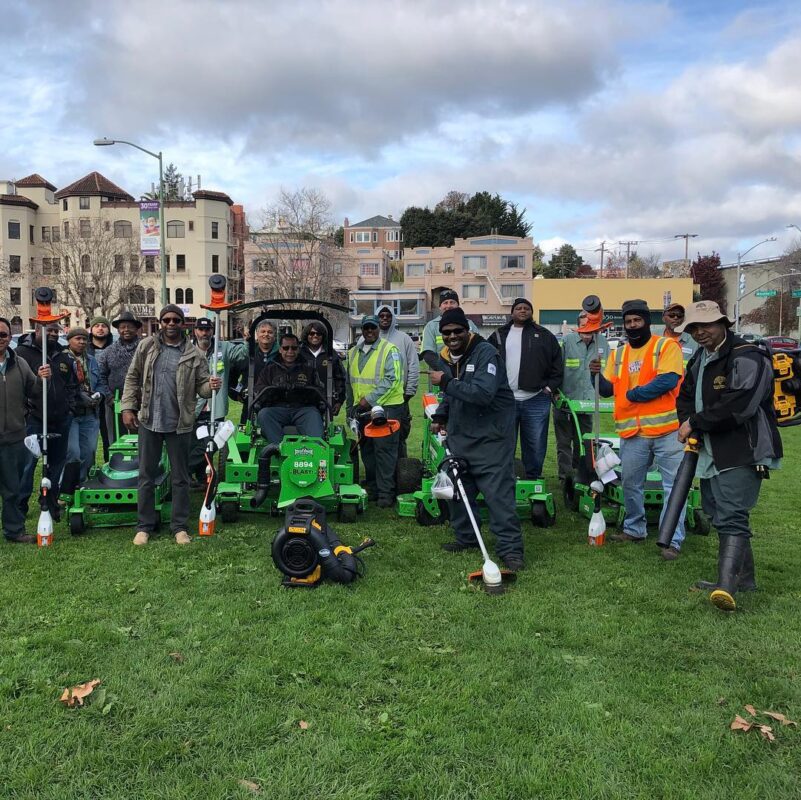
[[214, 299, 366, 523]]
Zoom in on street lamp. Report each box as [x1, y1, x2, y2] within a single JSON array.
[[787, 224, 801, 236], [93, 137, 167, 306], [735, 237, 777, 333]]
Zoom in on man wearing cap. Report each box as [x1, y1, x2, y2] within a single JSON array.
[[430, 308, 525, 571], [62, 328, 103, 493], [590, 299, 687, 559], [676, 301, 781, 611], [553, 309, 610, 482], [97, 311, 142, 444], [121, 304, 221, 546], [346, 315, 404, 508], [419, 290, 479, 370], [662, 303, 699, 367], [88, 316, 114, 461], [488, 297, 563, 480]]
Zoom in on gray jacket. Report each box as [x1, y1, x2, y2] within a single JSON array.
[[0, 349, 40, 444], [97, 337, 140, 398], [194, 338, 248, 421]]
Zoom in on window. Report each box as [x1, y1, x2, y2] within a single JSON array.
[[386, 230, 401, 242], [188, 220, 194, 232], [354, 231, 371, 243], [145, 256, 155, 272], [114, 255, 124, 272], [373, 231, 378, 242], [501, 283, 525, 299], [129, 285, 146, 304], [166, 288, 170, 303], [104, 221, 110, 231], [175, 288, 184, 304], [176, 254, 186, 272], [406, 263, 425, 277], [10, 287, 21, 304], [399, 299, 420, 316], [351, 299, 375, 317], [79, 196, 90, 210], [360, 262, 380, 277], [461, 284, 486, 300], [9, 255, 20, 273], [164, 255, 170, 272], [29, 225, 34, 244], [79, 219, 91, 238], [62, 199, 68, 211], [143, 288, 153, 304], [444, 261, 454, 273], [43, 258, 53, 275], [7, 221, 20, 239], [130, 255, 139, 272], [212, 254, 219, 273], [51, 225, 60, 242], [41, 226, 50, 242], [81, 254, 91, 273], [462, 255, 486, 272], [114, 220, 133, 238], [501, 255, 525, 270], [211, 222, 219, 239], [333, 262, 342, 275], [185, 288, 193, 304], [167, 220, 185, 238], [52, 257, 60, 274], [63, 221, 69, 238]]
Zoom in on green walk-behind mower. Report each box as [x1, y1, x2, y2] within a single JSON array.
[[556, 392, 708, 533], [215, 299, 366, 523], [395, 392, 557, 528], [66, 394, 172, 533]]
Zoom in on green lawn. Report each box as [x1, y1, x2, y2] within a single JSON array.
[[1, 399, 800, 799]]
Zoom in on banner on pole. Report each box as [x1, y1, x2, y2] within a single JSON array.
[[140, 201, 160, 256]]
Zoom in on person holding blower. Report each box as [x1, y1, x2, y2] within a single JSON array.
[[675, 301, 781, 612]]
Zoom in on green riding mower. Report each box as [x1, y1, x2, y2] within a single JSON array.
[[66, 395, 172, 534], [556, 393, 708, 533], [214, 299, 366, 523], [395, 392, 557, 528]]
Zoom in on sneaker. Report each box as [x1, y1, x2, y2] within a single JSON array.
[[661, 546, 680, 561], [610, 532, 645, 543], [174, 531, 192, 545], [6, 534, 36, 544], [441, 541, 479, 553], [502, 555, 524, 572], [133, 531, 149, 546]]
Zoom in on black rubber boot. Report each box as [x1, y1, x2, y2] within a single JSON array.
[[710, 535, 747, 612], [250, 444, 279, 508], [694, 537, 756, 592]]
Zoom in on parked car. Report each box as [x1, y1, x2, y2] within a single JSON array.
[[740, 333, 761, 343], [761, 336, 798, 351]]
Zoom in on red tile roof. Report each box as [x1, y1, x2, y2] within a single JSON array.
[[192, 190, 234, 206], [0, 194, 38, 210], [15, 173, 57, 192], [55, 171, 134, 201]]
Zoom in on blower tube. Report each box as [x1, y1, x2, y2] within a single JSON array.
[[250, 443, 281, 508], [657, 436, 699, 548]]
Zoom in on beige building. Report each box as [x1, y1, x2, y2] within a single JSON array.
[[0, 172, 240, 334], [343, 214, 399, 292]]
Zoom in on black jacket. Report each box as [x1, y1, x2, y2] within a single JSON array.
[[300, 336, 346, 409], [488, 321, 563, 394], [0, 348, 40, 444], [677, 332, 782, 470], [15, 334, 78, 422], [253, 357, 324, 410]]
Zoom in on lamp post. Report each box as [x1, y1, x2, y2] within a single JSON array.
[[94, 137, 167, 307], [734, 237, 777, 333]]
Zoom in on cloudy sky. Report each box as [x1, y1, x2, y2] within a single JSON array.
[[2, 0, 800, 265]]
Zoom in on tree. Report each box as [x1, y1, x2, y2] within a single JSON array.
[[434, 190, 469, 213], [690, 252, 726, 311], [627, 253, 662, 278], [531, 244, 545, 277], [333, 225, 344, 247], [33, 220, 157, 321], [539, 244, 587, 278], [0, 256, 23, 319], [142, 162, 187, 201]]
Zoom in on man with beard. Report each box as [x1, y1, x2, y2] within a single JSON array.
[[590, 299, 686, 559], [429, 308, 524, 572]]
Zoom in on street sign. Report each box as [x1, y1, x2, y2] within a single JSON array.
[[792, 289, 801, 298], [755, 290, 777, 298]]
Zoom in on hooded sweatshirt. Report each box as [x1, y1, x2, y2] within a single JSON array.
[[356, 305, 419, 398]]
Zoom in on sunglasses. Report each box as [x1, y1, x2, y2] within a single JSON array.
[[281, 345, 299, 351], [441, 328, 468, 337], [0, 332, 9, 339], [308, 330, 323, 336], [161, 317, 183, 325]]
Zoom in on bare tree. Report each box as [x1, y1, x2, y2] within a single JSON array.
[[0, 256, 23, 320], [628, 252, 662, 278], [33, 219, 157, 321]]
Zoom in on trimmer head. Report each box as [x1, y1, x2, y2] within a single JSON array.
[[468, 569, 517, 593]]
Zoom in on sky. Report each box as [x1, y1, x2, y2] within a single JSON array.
[[2, 0, 800, 267]]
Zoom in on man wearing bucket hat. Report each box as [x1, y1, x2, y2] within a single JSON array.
[[676, 301, 781, 611], [662, 302, 698, 367], [419, 289, 479, 370], [590, 299, 687, 558]]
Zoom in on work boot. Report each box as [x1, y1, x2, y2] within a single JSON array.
[[610, 531, 645, 543], [174, 531, 192, 545], [376, 497, 394, 509], [6, 534, 36, 544], [502, 555, 524, 572], [441, 541, 479, 553], [660, 546, 680, 561], [694, 538, 756, 592], [133, 531, 149, 546], [710, 535, 747, 612]]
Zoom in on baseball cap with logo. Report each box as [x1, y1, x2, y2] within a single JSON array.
[[675, 301, 732, 333]]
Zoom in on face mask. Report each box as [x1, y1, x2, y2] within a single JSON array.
[[625, 322, 651, 348]]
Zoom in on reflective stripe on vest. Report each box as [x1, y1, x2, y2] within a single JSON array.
[[612, 336, 680, 438], [347, 339, 404, 406]]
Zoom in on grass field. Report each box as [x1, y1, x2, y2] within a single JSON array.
[[1, 399, 800, 799]]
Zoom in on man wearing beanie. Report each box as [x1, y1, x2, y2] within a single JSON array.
[[121, 304, 221, 546], [88, 316, 114, 461], [488, 297, 562, 480], [590, 299, 687, 559], [430, 307, 525, 572], [420, 289, 479, 370]]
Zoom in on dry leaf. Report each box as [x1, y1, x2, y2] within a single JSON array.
[[744, 704, 757, 716], [730, 715, 753, 733], [762, 711, 798, 727], [716, 697, 727, 706], [59, 679, 101, 708], [238, 779, 262, 794], [299, 720, 309, 730], [758, 724, 775, 742], [169, 652, 184, 663]]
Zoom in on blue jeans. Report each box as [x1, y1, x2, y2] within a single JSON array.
[[515, 392, 551, 479], [620, 432, 686, 549], [19, 415, 73, 515], [257, 405, 324, 445], [66, 412, 101, 482]]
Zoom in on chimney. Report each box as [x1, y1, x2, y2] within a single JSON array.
[[344, 217, 349, 228]]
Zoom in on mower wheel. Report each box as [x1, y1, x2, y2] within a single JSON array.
[[689, 509, 711, 536], [338, 503, 357, 523], [396, 457, 424, 494], [220, 502, 239, 524], [531, 501, 556, 528], [415, 499, 449, 527], [69, 513, 86, 536], [563, 475, 580, 512]]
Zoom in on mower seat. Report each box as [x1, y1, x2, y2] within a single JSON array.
[[83, 452, 168, 490]]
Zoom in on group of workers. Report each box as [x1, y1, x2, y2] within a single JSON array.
[[0, 288, 782, 610]]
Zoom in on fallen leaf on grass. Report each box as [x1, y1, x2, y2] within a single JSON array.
[[763, 711, 797, 727], [59, 679, 101, 708], [169, 652, 184, 663], [299, 720, 309, 730], [730, 715, 753, 733], [759, 726, 776, 742], [730, 714, 778, 742], [716, 697, 727, 706], [238, 779, 262, 794], [744, 704, 757, 716]]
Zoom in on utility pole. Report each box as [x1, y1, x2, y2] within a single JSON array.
[[618, 240, 638, 279], [674, 233, 699, 274], [595, 241, 607, 278]]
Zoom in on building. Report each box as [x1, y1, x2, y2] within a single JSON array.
[[0, 172, 239, 334], [342, 214, 399, 294]]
